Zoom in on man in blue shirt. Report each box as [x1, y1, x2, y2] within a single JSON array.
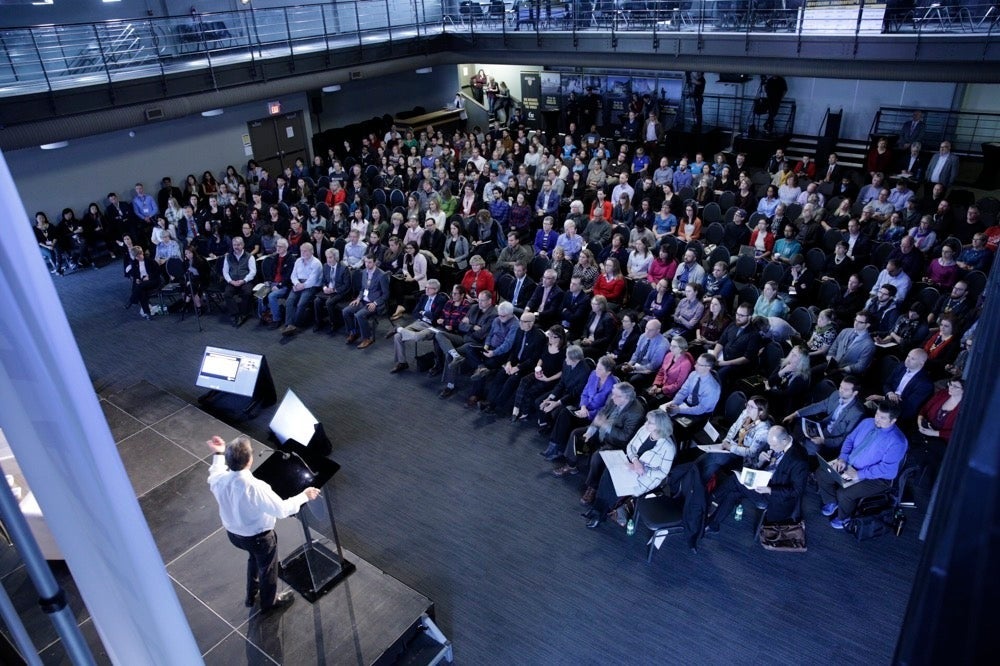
[[131, 182, 158, 225], [819, 403, 908, 529], [663, 353, 720, 445]]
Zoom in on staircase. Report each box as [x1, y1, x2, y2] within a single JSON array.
[[784, 134, 869, 172]]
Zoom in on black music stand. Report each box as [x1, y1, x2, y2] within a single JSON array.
[[253, 444, 354, 602]]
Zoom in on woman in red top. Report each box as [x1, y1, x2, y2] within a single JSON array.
[[646, 336, 695, 405], [460, 255, 495, 304], [922, 314, 959, 367], [589, 189, 613, 222], [749, 217, 775, 262], [865, 137, 894, 176], [593, 258, 625, 305], [911, 378, 964, 486]]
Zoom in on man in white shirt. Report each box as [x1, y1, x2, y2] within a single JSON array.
[[281, 242, 323, 336], [611, 172, 635, 207], [207, 435, 319, 613]]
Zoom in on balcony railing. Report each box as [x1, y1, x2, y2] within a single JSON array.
[[0, 1, 995, 98]]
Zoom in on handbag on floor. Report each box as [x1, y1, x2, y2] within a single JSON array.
[[759, 520, 807, 552]]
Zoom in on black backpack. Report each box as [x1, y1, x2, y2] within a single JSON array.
[[846, 491, 899, 541]]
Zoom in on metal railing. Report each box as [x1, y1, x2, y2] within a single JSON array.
[[0, 1, 996, 98], [872, 105, 1000, 154]]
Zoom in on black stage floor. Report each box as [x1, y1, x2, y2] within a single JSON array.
[[0, 382, 435, 665]]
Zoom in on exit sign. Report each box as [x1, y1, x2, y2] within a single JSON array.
[[268, 101, 281, 115]]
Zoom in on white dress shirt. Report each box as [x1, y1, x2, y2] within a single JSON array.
[[208, 454, 310, 537]]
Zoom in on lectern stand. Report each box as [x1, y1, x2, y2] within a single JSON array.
[[253, 449, 354, 601]]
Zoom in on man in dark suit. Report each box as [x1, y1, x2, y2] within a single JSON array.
[[899, 110, 925, 150], [476, 311, 547, 414], [499, 262, 536, 315], [524, 269, 564, 329], [313, 248, 353, 332], [898, 142, 926, 182], [559, 277, 591, 338], [704, 426, 808, 535], [343, 254, 390, 348], [822, 153, 843, 183], [390, 279, 448, 373], [865, 348, 934, 428], [784, 376, 866, 457], [552, 381, 646, 477]]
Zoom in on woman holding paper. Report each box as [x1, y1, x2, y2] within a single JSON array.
[[582, 410, 676, 527]]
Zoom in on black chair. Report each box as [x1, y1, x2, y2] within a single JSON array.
[[823, 228, 844, 253], [872, 241, 893, 269], [737, 283, 759, 308], [788, 307, 815, 338], [389, 189, 406, 208], [761, 261, 787, 286], [155, 257, 185, 314], [718, 191, 736, 211], [703, 221, 725, 246], [784, 203, 802, 222], [825, 196, 843, 213], [635, 492, 686, 563], [809, 378, 837, 403], [372, 188, 387, 207], [918, 285, 940, 312], [706, 245, 730, 271], [630, 279, 653, 310], [859, 265, 879, 292], [677, 186, 695, 202], [805, 247, 827, 274], [759, 341, 784, 377], [732, 254, 756, 287], [817, 279, 841, 307], [703, 202, 722, 225], [963, 270, 987, 299]]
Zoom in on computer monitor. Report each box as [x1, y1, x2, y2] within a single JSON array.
[[269, 389, 319, 447], [195, 346, 263, 397]]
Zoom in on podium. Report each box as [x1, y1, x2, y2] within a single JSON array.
[[254, 388, 352, 600], [253, 450, 354, 601]]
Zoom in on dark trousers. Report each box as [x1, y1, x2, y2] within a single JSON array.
[[818, 476, 892, 520], [227, 530, 278, 609], [708, 474, 764, 530], [590, 467, 620, 519], [486, 369, 531, 412], [548, 407, 589, 452], [129, 279, 160, 314], [314, 292, 349, 329], [225, 282, 254, 317]]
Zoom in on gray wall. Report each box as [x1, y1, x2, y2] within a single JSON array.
[[313, 66, 458, 130], [6, 93, 308, 221]]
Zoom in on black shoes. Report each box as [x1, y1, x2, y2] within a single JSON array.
[[390, 362, 409, 374], [439, 387, 456, 399]]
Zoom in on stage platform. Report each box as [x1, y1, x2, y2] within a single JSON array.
[[0, 381, 446, 665]]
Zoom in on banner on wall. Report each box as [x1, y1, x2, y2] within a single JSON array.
[[606, 75, 631, 126], [540, 72, 562, 112], [520, 71, 541, 128]]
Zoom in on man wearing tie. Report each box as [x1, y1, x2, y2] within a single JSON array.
[[899, 110, 924, 150], [818, 404, 907, 529], [825, 310, 876, 376], [823, 154, 842, 183], [343, 254, 389, 349], [503, 262, 536, 315], [619, 319, 668, 390], [524, 269, 564, 328], [390, 279, 448, 373], [313, 248, 353, 332], [535, 180, 559, 221], [662, 353, 721, 445]]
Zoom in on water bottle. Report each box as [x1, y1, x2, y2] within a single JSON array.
[[734, 505, 743, 522], [626, 518, 635, 536]]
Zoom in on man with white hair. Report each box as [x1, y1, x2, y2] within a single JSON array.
[[280, 242, 323, 336]]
